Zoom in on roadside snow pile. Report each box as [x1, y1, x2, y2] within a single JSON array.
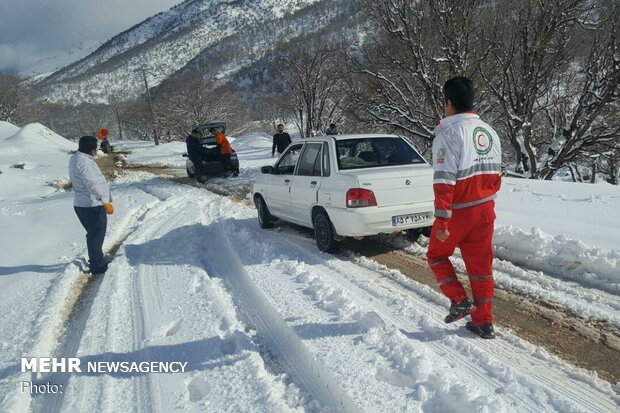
[[0, 123, 76, 155], [493, 226, 620, 293], [0, 123, 76, 199], [126, 141, 187, 168], [497, 178, 620, 250], [0, 121, 20, 141]]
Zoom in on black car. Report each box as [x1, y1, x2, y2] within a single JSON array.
[[183, 122, 240, 182]]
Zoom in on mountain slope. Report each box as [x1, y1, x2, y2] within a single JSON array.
[[37, 0, 353, 105]]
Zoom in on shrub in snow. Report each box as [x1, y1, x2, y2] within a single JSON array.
[[47, 179, 72, 192]]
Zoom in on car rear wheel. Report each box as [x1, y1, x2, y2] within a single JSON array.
[[255, 196, 273, 229], [314, 212, 339, 253]]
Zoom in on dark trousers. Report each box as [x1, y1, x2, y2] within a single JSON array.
[[221, 154, 232, 172], [74, 206, 108, 274]]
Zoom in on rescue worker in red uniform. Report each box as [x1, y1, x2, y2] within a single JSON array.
[[426, 77, 502, 339]]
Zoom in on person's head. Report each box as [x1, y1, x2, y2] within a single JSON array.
[[190, 129, 201, 138], [97, 128, 109, 140], [78, 136, 98, 155], [329, 123, 336, 130], [276, 124, 284, 133], [209, 127, 216, 135], [443, 76, 474, 116]]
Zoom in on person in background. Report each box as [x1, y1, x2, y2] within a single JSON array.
[[186, 129, 204, 164], [97, 128, 112, 154], [325, 123, 339, 135], [426, 76, 502, 339], [212, 128, 234, 175], [272, 123, 292, 157], [69, 136, 114, 275]]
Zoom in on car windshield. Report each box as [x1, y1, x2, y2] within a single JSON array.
[[336, 137, 426, 170]]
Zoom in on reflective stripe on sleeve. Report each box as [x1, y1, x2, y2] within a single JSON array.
[[433, 171, 457, 184], [435, 209, 452, 218]]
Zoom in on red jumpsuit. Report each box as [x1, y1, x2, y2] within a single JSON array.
[[426, 112, 502, 325]]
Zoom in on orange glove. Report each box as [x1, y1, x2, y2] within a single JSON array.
[[103, 203, 114, 215]]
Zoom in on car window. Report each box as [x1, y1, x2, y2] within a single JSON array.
[[322, 143, 331, 177], [297, 143, 323, 176], [336, 137, 426, 170], [276, 144, 303, 175]]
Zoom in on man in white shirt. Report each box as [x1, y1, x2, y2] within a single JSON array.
[[69, 136, 114, 275]]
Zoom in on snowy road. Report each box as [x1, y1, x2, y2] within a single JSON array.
[[1, 127, 619, 412], [9, 173, 615, 412]]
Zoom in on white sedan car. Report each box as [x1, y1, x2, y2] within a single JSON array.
[[253, 134, 434, 252]]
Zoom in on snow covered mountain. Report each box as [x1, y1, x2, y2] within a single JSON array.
[[36, 0, 359, 105]]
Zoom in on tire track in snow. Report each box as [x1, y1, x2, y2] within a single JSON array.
[[278, 236, 618, 412], [220, 216, 617, 412], [51, 185, 303, 412], [31, 190, 185, 413], [201, 219, 362, 413], [121, 196, 217, 413]]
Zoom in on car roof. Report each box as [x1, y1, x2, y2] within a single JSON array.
[[296, 134, 402, 143]]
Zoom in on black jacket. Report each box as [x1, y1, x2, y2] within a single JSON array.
[[272, 132, 292, 156], [186, 135, 204, 162]]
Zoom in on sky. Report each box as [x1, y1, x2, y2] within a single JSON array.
[[0, 0, 183, 76]]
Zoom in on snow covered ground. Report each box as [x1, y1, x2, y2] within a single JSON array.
[[0, 125, 618, 412]]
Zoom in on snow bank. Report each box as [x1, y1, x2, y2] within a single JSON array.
[[493, 226, 620, 293], [0, 124, 77, 200], [0, 121, 20, 141], [497, 178, 620, 250], [0, 123, 76, 154]]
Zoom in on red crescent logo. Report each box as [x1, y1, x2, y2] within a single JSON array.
[[477, 133, 487, 148]]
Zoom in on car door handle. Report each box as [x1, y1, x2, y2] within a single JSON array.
[[310, 181, 317, 186], [284, 179, 291, 184]]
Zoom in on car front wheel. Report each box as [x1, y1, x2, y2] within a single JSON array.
[[314, 212, 339, 253], [255, 196, 273, 229]]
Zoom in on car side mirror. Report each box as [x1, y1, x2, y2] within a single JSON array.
[[261, 166, 275, 174], [182, 153, 188, 158]]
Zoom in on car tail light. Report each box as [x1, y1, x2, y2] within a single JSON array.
[[346, 188, 377, 208]]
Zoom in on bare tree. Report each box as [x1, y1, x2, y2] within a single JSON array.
[[278, 37, 347, 137], [154, 71, 244, 140], [537, 1, 620, 180], [0, 73, 31, 123], [346, 0, 487, 151], [480, 0, 600, 176], [120, 101, 154, 141]]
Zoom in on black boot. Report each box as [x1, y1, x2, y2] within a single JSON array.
[[444, 298, 472, 323], [465, 321, 495, 339]]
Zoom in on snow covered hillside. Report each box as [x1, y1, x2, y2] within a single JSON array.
[[36, 0, 357, 104], [0, 126, 618, 412]]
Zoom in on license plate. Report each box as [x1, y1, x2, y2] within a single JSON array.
[[391, 213, 431, 227]]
